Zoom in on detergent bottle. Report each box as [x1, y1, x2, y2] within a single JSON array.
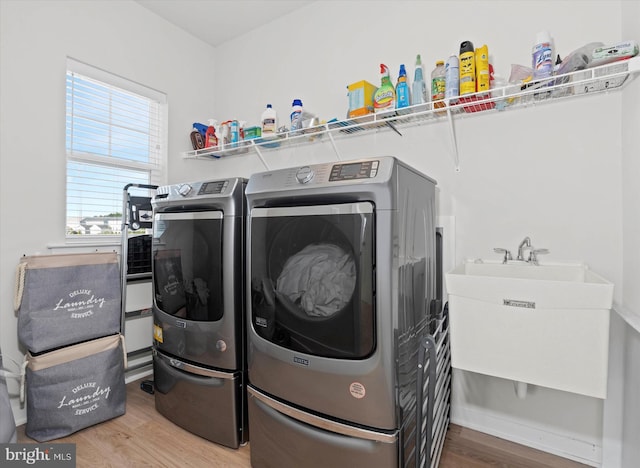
[[205, 119, 218, 148], [411, 54, 428, 106], [395, 64, 411, 109], [290, 99, 303, 131], [431, 60, 446, 112], [261, 104, 278, 136], [373, 64, 396, 113]]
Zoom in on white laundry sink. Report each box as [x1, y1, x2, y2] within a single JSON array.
[[447, 261, 614, 309], [445, 261, 614, 399]]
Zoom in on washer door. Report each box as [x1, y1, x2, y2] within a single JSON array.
[[153, 211, 223, 321], [250, 202, 375, 359]]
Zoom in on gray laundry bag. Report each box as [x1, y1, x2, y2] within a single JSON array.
[[15, 252, 121, 353], [24, 334, 126, 442], [0, 351, 17, 443]]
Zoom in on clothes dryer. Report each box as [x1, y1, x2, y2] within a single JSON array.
[[151, 177, 247, 448], [246, 157, 442, 467]]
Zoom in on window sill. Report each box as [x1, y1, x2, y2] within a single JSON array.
[[47, 239, 121, 252]]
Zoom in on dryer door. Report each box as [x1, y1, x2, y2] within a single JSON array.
[[153, 211, 223, 321], [250, 202, 375, 359]]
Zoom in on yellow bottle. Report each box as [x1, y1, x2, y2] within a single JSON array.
[[459, 40, 476, 95], [475, 44, 490, 93]]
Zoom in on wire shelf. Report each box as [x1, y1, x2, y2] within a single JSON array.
[[183, 56, 640, 171]]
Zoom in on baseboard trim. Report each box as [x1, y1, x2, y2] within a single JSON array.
[[451, 406, 602, 467]]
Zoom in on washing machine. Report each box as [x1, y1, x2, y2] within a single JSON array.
[[151, 177, 247, 448], [246, 157, 441, 467]]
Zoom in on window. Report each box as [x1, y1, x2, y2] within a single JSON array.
[[65, 58, 166, 238]]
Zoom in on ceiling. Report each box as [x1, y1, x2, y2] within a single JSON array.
[[135, 0, 313, 47]]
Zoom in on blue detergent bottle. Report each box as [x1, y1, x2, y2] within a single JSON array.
[[395, 64, 411, 109], [290, 99, 303, 131]]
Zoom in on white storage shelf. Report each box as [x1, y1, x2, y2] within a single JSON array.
[[183, 57, 640, 171], [124, 280, 153, 355]]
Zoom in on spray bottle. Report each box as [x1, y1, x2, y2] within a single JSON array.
[[412, 54, 428, 106], [373, 64, 396, 113], [395, 64, 411, 109]]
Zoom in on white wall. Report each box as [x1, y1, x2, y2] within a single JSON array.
[[202, 1, 633, 465], [209, 0, 625, 290], [620, 2, 640, 466], [622, 0, 640, 319], [0, 0, 219, 424]]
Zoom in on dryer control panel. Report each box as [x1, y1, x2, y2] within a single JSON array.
[[329, 160, 379, 181], [291, 160, 381, 186], [247, 157, 397, 192], [197, 180, 229, 196]]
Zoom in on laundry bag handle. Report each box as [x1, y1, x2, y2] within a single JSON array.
[[13, 261, 27, 312]]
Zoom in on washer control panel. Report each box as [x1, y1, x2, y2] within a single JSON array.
[[156, 179, 231, 201], [329, 160, 379, 181]]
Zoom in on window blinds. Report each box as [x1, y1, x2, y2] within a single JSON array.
[[65, 58, 166, 237]]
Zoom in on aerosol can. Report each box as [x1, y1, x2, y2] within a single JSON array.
[[459, 40, 476, 95], [475, 44, 490, 93]]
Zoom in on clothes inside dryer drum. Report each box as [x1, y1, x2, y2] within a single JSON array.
[[276, 243, 356, 317]]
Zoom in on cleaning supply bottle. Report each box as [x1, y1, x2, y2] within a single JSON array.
[[205, 119, 218, 148], [459, 40, 476, 95], [290, 99, 303, 131], [192, 122, 209, 137], [444, 55, 459, 104], [230, 120, 240, 148], [373, 64, 396, 113], [395, 64, 411, 109], [190, 125, 205, 150], [261, 104, 278, 137], [431, 60, 446, 112], [475, 44, 490, 93], [411, 54, 428, 106], [532, 31, 554, 80], [218, 121, 231, 149]]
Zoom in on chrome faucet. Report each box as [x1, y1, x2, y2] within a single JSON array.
[[516, 236, 531, 261], [494, 236, 549, 265]]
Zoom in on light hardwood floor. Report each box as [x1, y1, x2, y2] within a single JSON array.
[[18, 377, 588, 467]]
